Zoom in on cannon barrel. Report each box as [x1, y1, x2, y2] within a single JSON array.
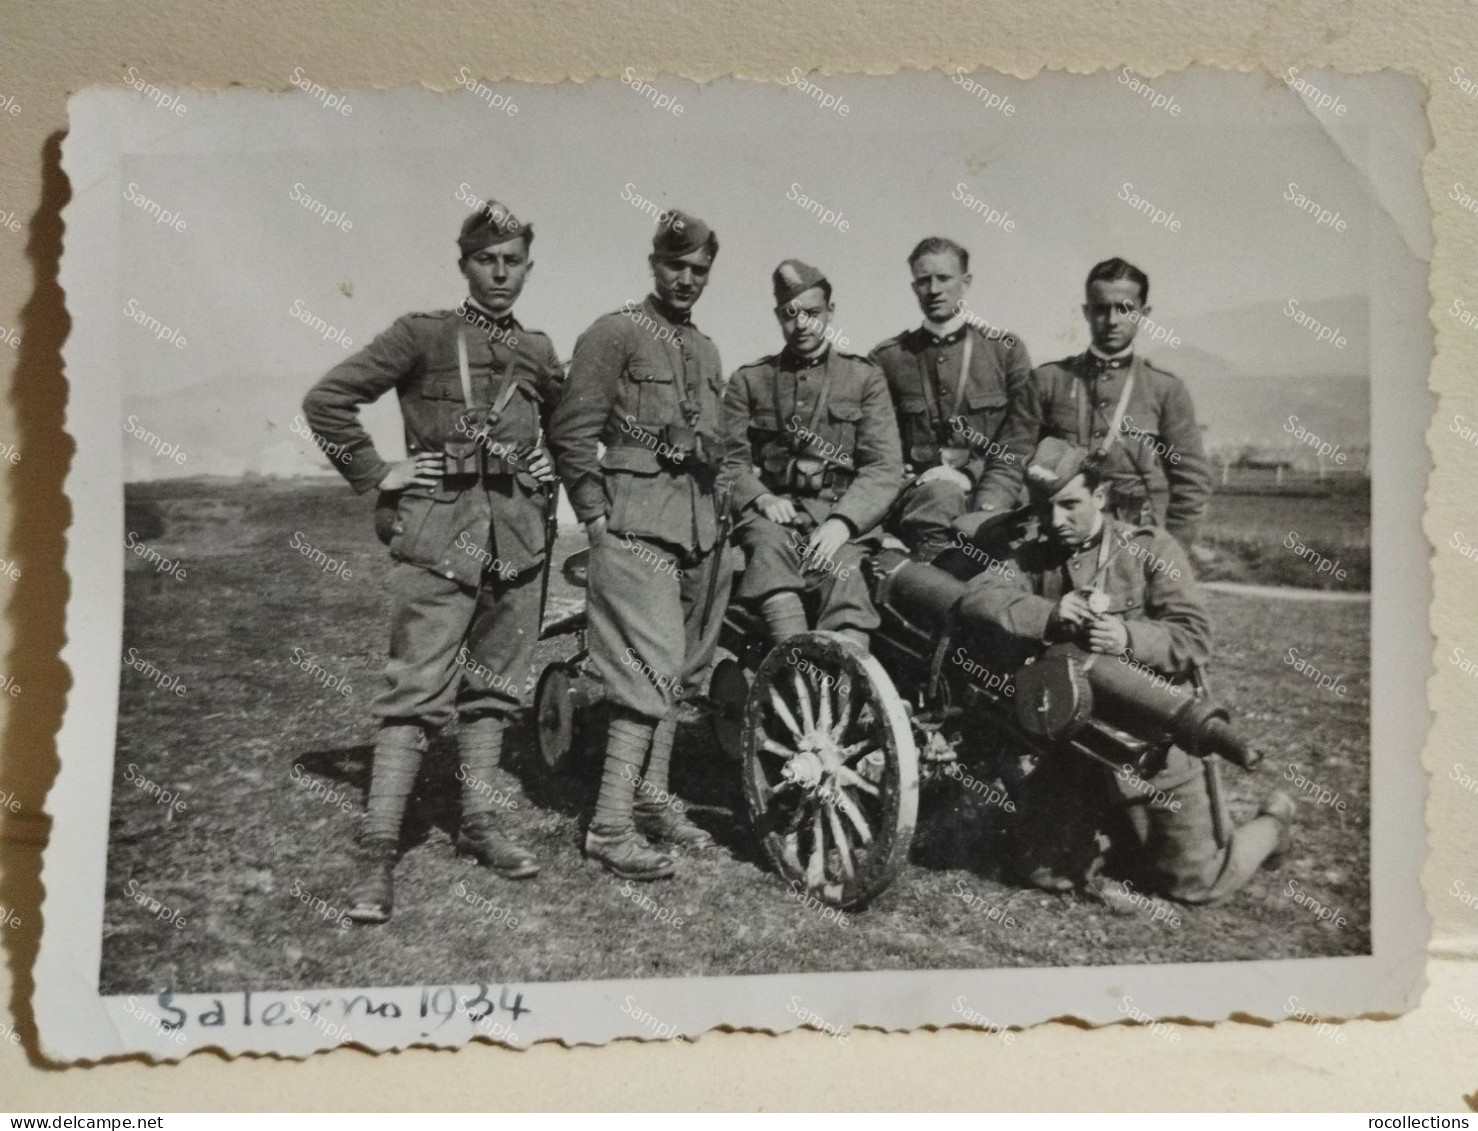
[[868, 555, 1259, 769]]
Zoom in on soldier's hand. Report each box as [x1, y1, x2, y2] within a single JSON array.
[[525, 446, 557, 484], [803, 518, 850, 573], [1086, 615, 1130, 655], [379, 453, 443, 491], [755, 493, 799, 525], [916, 465, 973, 494], [1052, 589, 1095, 629], [584, 515, 608, 544]]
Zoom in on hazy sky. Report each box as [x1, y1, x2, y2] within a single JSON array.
[[65, 66, 1426, 477]]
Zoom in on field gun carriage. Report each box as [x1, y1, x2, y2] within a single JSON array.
[[534, 541, 1259, 910]]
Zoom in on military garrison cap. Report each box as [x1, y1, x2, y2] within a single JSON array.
[[772, 259, 828, 306], [458, 197, 532, 256], [1025, 437, 1092, 499], [652, 209, 717, 260]]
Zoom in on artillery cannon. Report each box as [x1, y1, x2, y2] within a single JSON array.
[[533, 542, 1261, 911]]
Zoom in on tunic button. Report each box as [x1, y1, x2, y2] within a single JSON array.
[[1093, 429, 1105, 438]]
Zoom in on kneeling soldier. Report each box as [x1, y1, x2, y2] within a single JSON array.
[[723, 259, 902, 647], [302, 197, 561, 923], [548, 210, 731, 881], [871, 236, 1038, 560], [959, 438, 1294, 904]]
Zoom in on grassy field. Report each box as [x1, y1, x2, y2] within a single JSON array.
[[1196, 480, 1370, 591], [100, 476, 1370, 995]]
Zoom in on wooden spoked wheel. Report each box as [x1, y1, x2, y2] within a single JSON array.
[[534, 662, 582, 773], [709, 657, 750, 762], [741, 631, 920, 910]]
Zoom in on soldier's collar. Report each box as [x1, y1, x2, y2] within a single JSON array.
[[647, 293, 692, 327], [782, 344, 830, 370], [922, 312, 968, 343], [460, 296, 518, 333], [1086, 344, 1134, 370]]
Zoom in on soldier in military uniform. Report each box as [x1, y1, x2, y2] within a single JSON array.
[[871, 236, 1039, 561], [1034, 257, 1212, 549], [302, 197, 562, 923], [959, 438, 1294, 904], [547, 210, 730, 881], [722, 260, 903, 647]]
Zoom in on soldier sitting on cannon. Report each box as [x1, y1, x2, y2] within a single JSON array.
[[956, 437, 1296, 904], [722, 260, 904, 649]]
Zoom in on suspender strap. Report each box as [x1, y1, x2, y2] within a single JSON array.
[[1075, 357, 1137, 457], [947, 331, 974, 420], [775, 354, 837, 453], [457, 327, 520, 418], [1100, 368, 1135, 457]]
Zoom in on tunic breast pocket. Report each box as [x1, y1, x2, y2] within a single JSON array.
[[411, 378, 463, 446], [824, 401, 862, 456], [626, 361, 677, 429], [957, 385, 1007, 443]]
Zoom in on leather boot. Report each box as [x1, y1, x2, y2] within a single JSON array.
[[456, 814, 540, 879], [346, 836, 397, 924], [584, 825, 676, 881]]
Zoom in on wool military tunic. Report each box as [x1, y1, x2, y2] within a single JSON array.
[[1034, 351, 1212, 549], [550, 295, 726, 553], [870, 322, 1038, 513], [303, 305, 565, 586]]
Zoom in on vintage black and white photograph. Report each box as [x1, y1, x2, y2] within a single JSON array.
[[39, 64, 1428, 1058]]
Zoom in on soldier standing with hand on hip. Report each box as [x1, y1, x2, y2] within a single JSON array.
[[548, 210, 731, 881], [722, 259, 902, 648], [302, 197, 562, 923]]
